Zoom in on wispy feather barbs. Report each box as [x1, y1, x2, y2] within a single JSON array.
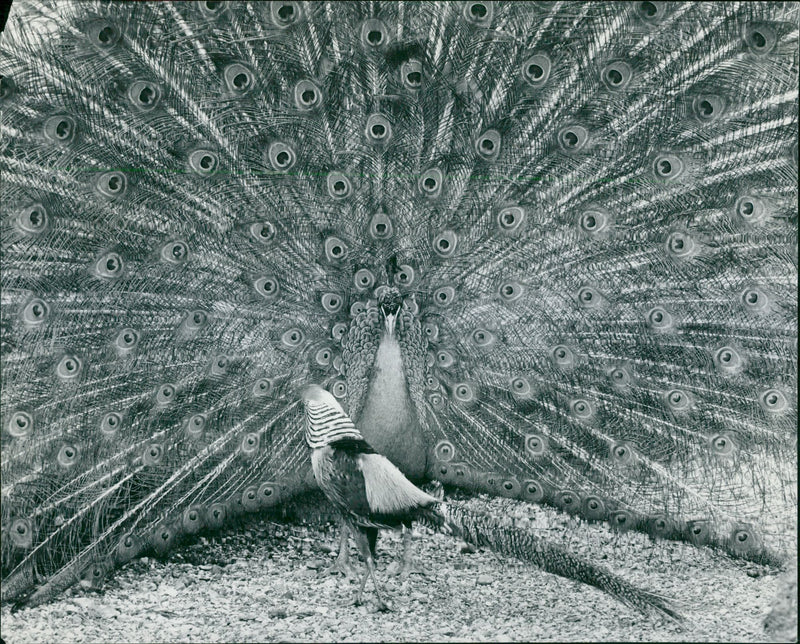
[[1, 0, 796, 609]]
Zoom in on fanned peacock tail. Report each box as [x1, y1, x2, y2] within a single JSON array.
[[1, 0, 797, 608]]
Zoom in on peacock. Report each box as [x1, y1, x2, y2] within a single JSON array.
[[1, 0, 797, 618]]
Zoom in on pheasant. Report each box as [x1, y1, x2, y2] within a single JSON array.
[[302, 381, 681, 616], [1, 0, 797, 615]]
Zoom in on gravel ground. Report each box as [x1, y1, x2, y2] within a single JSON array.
[[2, 495, 796, 643]]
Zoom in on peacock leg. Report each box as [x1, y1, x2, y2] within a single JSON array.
[[394, 525, 421, 578]]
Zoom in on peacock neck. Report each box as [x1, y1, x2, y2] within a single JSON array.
[[355, 331, 429, 480]]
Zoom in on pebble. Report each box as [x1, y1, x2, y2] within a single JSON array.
[[477, 574, 493, 586], [90, 606, 121, 619], [0, 501, 787, 643]]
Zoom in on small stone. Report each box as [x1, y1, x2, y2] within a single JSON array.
[[91, 606, 121, 619], [72, 597, 94, 608], [268, 607, 287, 619], [477, 574, 493, 585], [385, 562, 401, 576], [461, 543, 477, 554]]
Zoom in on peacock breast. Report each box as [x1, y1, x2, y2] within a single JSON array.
[[356, 333, 429, 480]]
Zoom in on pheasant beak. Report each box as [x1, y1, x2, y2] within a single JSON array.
[[301, 384, 326, 405]]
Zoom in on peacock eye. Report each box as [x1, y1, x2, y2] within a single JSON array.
[[525, 434, 548, 457], [558, 125, 588, 152], [57, 355, 83, 381], [8, 411, 34, 438], [475, 129, 501, 160], [369, 212, 394, 240], [744, 23, 776, 55], [294, 79, 322, 110], [551, 345, 574, 368], [601, 61, 632, 90], [22, 298, 50, 325], [395, 264, 415, 287], [271, 1, 300, 27], [453, 382, 475, 403], [89, 21, 121, 47], [327, 172, 352, 199], [401, 60, 423, 91], [653, 153, 684, 180], [17, 204, 49, 235], [324, 237, 349, 262], [254, 276, 280, 299], [522, 54, 551, 86], [419, 168, 443, 197], [499, 281, 524, 302], [96, 171, 127, 199], [433, 231, 458, 257], [360, 19, 388, 48], [759, 388, 787, 413], [714, 345, 742, 372], [666, 232, 694, 258], [161, 240, 189, 264], [281, 328, 305, 348], [44, 115, 76, 143], [510, 376, 531, 396], [365, 114, 392, 144], [434, 440, 455, 462], [497, 206, 525, 233], [321, 293, 343, 313], [463, 1, 493, 25], [266, 141, 296, 171], [433, 286, 456, 307], [331, 380, 347, 398]]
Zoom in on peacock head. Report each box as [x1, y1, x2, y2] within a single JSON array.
[[377, 286, 402, 336], [300, 384, 364, 448]]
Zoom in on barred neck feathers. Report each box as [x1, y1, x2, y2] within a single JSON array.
[[302, 385, 364, 448]]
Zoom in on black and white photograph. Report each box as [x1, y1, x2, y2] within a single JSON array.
[[1, 1, 797, 641]]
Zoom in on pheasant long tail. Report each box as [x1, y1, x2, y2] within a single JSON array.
[[421, 501, 682, 620]]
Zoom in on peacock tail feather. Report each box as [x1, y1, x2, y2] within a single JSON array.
[[1, 0, 797, 607]]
